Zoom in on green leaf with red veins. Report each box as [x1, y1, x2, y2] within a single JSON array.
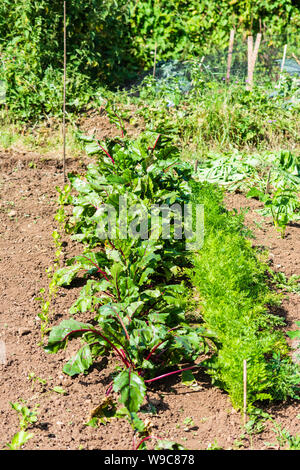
[[113, 369, 146, 413], [70, 177, 93, 194], [154, 440, 186, 450], [85, 142, 102, 155], [53, 264, 82, 287], [69, 279, 111, 315], [63, 344, 93, 376], [44, 319, 94, 353]]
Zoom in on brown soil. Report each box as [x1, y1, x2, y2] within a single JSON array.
[[77, 106, 144, 141], [0, 144, 299, 451]]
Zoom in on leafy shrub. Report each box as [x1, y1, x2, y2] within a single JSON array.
[[0, 0, 133, 119], [129, 0, 300, 69]]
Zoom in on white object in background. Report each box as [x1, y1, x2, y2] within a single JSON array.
[[0, 340, 6, 365], [0, 80, 6, 104]]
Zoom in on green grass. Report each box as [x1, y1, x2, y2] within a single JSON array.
[[1, 70, 299, 159], [0, 115, 82, 157], [116, 75, 300, 157]]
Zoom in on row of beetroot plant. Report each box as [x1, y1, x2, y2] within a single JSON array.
[[45, 128, 215, 446]]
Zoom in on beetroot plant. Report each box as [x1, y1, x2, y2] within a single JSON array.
[[45, 128, 213, 432]]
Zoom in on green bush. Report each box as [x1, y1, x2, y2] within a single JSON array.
[[129, 0, 300, 68], [0, 0, 133, 119]]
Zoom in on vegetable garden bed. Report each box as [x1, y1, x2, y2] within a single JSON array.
[[0, 130, 299, 450]]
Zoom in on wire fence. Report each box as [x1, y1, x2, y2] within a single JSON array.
[[132, 33, 300, 92], [200, 35, 300, 83]]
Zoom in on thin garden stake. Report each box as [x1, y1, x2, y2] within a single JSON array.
[[243, 359, 247, 426], [280, 44, 287, 80], [226, 29, 235, 83], [63, 0, 67, 183], [280, 44, 287, 73]]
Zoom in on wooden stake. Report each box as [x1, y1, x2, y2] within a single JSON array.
[[63, 0, 67, 183], [247, 35, 253, 89], [243, 359, 247, 426], [292, 53, 300, 66], [252, 33, 262, 68], [246, 33, 261, 90], [226, 29, 235, 83], [153, 42, 157, 78]]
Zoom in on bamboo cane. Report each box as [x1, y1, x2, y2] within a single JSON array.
[[63, 1, 67, 183]]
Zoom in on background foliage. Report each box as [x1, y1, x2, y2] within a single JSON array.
[[0, 0, 299, 119], [129, 0, 299, 68]]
